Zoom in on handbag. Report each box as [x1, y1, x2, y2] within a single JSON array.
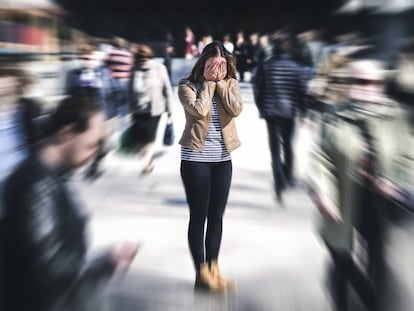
[[163, 117, 175, 146]]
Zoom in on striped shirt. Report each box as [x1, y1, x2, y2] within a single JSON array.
[[106, 48, 133, 79], [181, 98, 231, 162]]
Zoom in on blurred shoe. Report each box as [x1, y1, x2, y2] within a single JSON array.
[[141, 161, 155, 175], [287, 177, 298, 189], [275, 189, 284, 207], [210, 260, 235, 290], [195, 262, 226, 292], [84, 166, 105, 181]]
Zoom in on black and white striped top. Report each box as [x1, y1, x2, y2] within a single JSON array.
[[181, 97, 231, 162]]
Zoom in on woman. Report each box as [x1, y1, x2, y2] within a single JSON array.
[[178, 41, 243, 291], [129, 44, 174, 174]]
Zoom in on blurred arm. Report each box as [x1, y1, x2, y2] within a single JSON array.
[[308, 119, 342, 221], [251, 62, 264, 117], [19, 182, 115, 291], [161, 64, 174, 115]]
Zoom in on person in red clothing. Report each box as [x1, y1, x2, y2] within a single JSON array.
[[106, 37, 134, 127]]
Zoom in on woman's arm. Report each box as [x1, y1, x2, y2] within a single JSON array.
[[178, 80, 215, 118], [215, 78, 243, 117]]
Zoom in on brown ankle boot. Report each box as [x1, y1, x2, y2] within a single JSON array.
[[195, 262, 226, 292], [210, 260, 235, 290]]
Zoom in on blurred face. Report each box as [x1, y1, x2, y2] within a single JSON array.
[[65, 112, 105, 169], [79, 53, 97, 69], [0, 76, 19, 98], [348, 62, 385, 103]]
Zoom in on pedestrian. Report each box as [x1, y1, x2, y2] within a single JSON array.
[[0, 65, 45, 214], [0, 64, 48, 309], [178, 40, 243, 291], [197, 35, 213, 57], [308, 55, 401, 311], [66, 45, 117, 181], [252, 35, 306, 204], [184, 26, 197, 59], [1, 95, 139, 311], [223, 34, 234, 53], [234, 31, 250, 82], [128, 44, 174, 174], [105, 37, 134, 129]]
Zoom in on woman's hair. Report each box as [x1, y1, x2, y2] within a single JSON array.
[[188, 40, 237, 83], [77, 44, 95, 56], [134, 44, 154, 64]]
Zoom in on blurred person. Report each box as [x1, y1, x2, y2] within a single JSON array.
[[308, 55, 403, 311], [198, 35, 213, 56], [178, 41, 243, 291], [297, 29, 327, 70], [66, 45, 117, 181], [184, 26, 197, 59], [163, 30, 175, 84], [106, 37, 134, 127], [0, 66, 46, 215], [255, 34, 272, 65], [252, 35, 306, 204], [248, 32, 260, 70], [1, 95, 139, 311], [128, 44, 174, 174], [0, 68, 45, 306], [223, 34, 234, 53], [234, 31, 250, 82]]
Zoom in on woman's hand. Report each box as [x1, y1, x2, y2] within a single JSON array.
[[204, 57, 227, 81], [216, 61, 227, 81]]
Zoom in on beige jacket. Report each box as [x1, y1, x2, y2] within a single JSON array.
[[129, 60, 174, 116], [178, 78, 243, 152]]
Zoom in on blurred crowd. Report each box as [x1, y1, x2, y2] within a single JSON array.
[[0, 16, 414, 311]]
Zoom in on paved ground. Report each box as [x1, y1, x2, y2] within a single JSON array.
[[74, 82, 340, 311]]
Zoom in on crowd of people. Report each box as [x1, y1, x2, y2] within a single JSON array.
[[0, 23, 413, 311]]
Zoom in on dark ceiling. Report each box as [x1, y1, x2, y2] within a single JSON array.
[[55, 0, 347, 43]]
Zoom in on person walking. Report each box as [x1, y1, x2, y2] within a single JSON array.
[[234, 31, 250, 82], [178, 41, 243, 291], [66, 45, 117, 180], [252, 35, 306, 204], [1, 95, 139, 311], [105, 37, 134, 129], [184, 26, 197, 59], [128, 44, 174, 174]]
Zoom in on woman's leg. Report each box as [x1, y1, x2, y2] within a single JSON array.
[[205, 161, 232, 262], [140, 115, 160, 174], [180, 161, 211, 270], [141, 143, 155, 173]]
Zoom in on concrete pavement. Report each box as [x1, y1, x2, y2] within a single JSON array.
[[74, 82, 334, 311]]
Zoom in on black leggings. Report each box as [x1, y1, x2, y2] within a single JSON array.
[[180, 160, 232, 271]]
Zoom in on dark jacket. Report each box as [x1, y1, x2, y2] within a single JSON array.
[[253, 53, 306, 120], [66, 66, 117, 119], [1, 155, 115, 311]]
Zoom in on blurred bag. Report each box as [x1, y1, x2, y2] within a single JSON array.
[[118, 125, 142, 154], [163, 117, 175, 146]]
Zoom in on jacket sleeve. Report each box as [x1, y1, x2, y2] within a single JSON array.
[[251, 63, 264, 116], [19, 181, 115, 290], [127, 70, 135, 113], [215, 78, 243, 117], [178, 79, 215, 118], [161, 64, 174, 114], [307, 118, 341, 219], [296, 64, 307, 118], [65, 70, 76, 95]]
